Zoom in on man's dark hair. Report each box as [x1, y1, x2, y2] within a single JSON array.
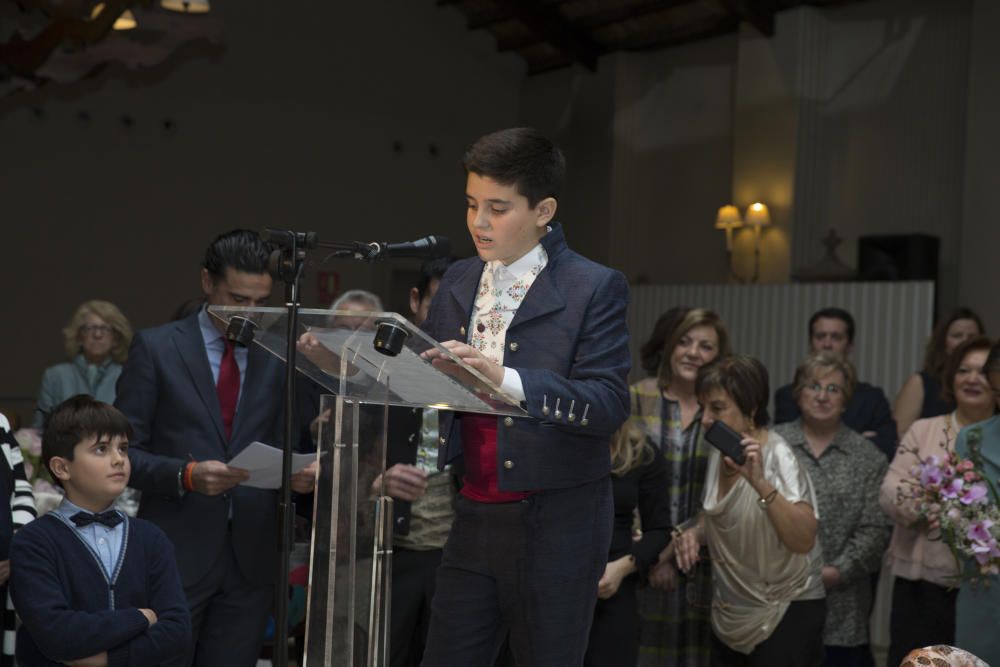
[[202, 229, 272, 280], [416, 257, 455, 301], [462, 127, 566, 208], [696, 355, 771, 429], [808, 307, 855, 344], [43, 395, 133, 488]]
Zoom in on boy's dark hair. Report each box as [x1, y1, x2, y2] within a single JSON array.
[[416, 257, 455, 301], [202, 229, 272, 280], [462, 127, 566, 208], [696, 355, 771, 429], [43, 395, 133, 488], [808, 307, 855, 344]]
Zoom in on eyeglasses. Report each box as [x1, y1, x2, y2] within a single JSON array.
[[80, 324, 113, 336], [806, 382, 843, 396]]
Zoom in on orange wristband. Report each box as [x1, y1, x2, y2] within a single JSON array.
[[183, 462, 196, 492]]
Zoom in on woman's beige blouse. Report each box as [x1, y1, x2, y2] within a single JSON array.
[[702, 430, 826, 654]]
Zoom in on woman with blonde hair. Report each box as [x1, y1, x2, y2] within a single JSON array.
[[585, 426, 672, 666], [634, 307, 731, 665], [33, 300, 132, 429]]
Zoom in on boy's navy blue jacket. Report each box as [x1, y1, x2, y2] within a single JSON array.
[[9, 513, 191, 666], [422, 222, 631, 490]]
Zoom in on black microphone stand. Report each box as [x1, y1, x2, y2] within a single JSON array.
[[261, 230, 443, 665], [268, 230, 314, 667]]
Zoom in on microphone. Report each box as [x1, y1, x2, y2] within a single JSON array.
[[261, 228, 319, 249], [366, 235, 450, 260]]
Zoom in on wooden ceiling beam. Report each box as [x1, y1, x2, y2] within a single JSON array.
[[496, 0, 702, 52], [718, 0, 777, 36], [610, 14, 740, 50], [489, 0, 603, 70]]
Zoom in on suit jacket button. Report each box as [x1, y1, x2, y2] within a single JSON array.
[[439, 436, 446, 445], [408, 433, 417, 443], [395, 516, 406, 526], [460, 326, 466, 335], [503, 417, 514, 427], [503, 460, 514, 470], [508, 342, 518, 352]]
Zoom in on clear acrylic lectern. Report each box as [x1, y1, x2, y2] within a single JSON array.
[[208, 306, 525, 667]]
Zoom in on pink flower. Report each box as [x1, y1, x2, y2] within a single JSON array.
[[965, 471, 979, 482], [14, 428, 42, 457], [967, 519, 994, 543], [921, 464, 944, 487], [941, 478, 965, 500], [961, 483, 989, 506], [958, 459, 975, 473]]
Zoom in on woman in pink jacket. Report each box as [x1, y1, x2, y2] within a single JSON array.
[[879, 336, 996, 667]]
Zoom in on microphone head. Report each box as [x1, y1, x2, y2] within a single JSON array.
[[427, 235, 450, 258]]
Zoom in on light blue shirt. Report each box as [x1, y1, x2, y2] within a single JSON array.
[[52, 498, 125, 580], [198, 305, 249, 404]]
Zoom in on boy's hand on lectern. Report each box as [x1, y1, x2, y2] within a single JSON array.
[[422, 341, 504, 390]]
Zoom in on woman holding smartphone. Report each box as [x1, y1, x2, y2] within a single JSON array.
[[674, 355, 826, 666]]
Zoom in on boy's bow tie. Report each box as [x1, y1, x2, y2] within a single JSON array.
[[70, 510, 123, 528]]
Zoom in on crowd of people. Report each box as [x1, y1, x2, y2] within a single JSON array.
[[1, 127, 998, 667]]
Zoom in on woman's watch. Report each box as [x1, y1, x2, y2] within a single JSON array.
[[757, 488, 778, 509]]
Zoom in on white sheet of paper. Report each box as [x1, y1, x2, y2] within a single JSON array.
[[227, 441, 316, 489]]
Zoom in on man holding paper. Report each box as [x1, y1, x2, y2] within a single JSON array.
[[115, 229, 318, 666]]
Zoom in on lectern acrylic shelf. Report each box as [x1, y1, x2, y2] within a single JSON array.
[[208, 306, 525, 667]]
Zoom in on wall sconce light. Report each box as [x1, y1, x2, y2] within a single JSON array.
[[745, 202, 771, 282], [715, 205, 743, 281], [90, 3, 138, 30], [715, 202, 771, 283], [161, 0, 211, 13]]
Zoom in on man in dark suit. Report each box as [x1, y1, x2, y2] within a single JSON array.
[[774, 307, 897, 459], [418, 128, 631, 666], [115, 230, 317, 666]]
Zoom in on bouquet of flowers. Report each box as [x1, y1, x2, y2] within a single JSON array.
[[897, 427, 1000, 583], [13, 428, 61, 498]]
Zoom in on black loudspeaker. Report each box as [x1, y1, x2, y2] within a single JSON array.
[[857, 234, 939, 281]]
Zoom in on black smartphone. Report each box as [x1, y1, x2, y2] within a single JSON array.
[[704, 421, 746, 466]]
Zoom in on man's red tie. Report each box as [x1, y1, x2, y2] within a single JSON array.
[[217, 339, 240, 440]]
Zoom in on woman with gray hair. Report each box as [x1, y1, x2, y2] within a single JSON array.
[[34, 300, 133, 428], [774, 353, 891, 667]]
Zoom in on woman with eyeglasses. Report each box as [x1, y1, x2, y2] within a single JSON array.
[[773, 353, 891, 667], [880, 336, 996, 667], [33, 301, 133, 429], [673, 355, 825, 666]]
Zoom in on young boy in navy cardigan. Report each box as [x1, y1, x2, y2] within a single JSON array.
[[10, 395, 190, 667]]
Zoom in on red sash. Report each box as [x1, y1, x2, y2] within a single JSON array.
[[459, 414, 532, 503]]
